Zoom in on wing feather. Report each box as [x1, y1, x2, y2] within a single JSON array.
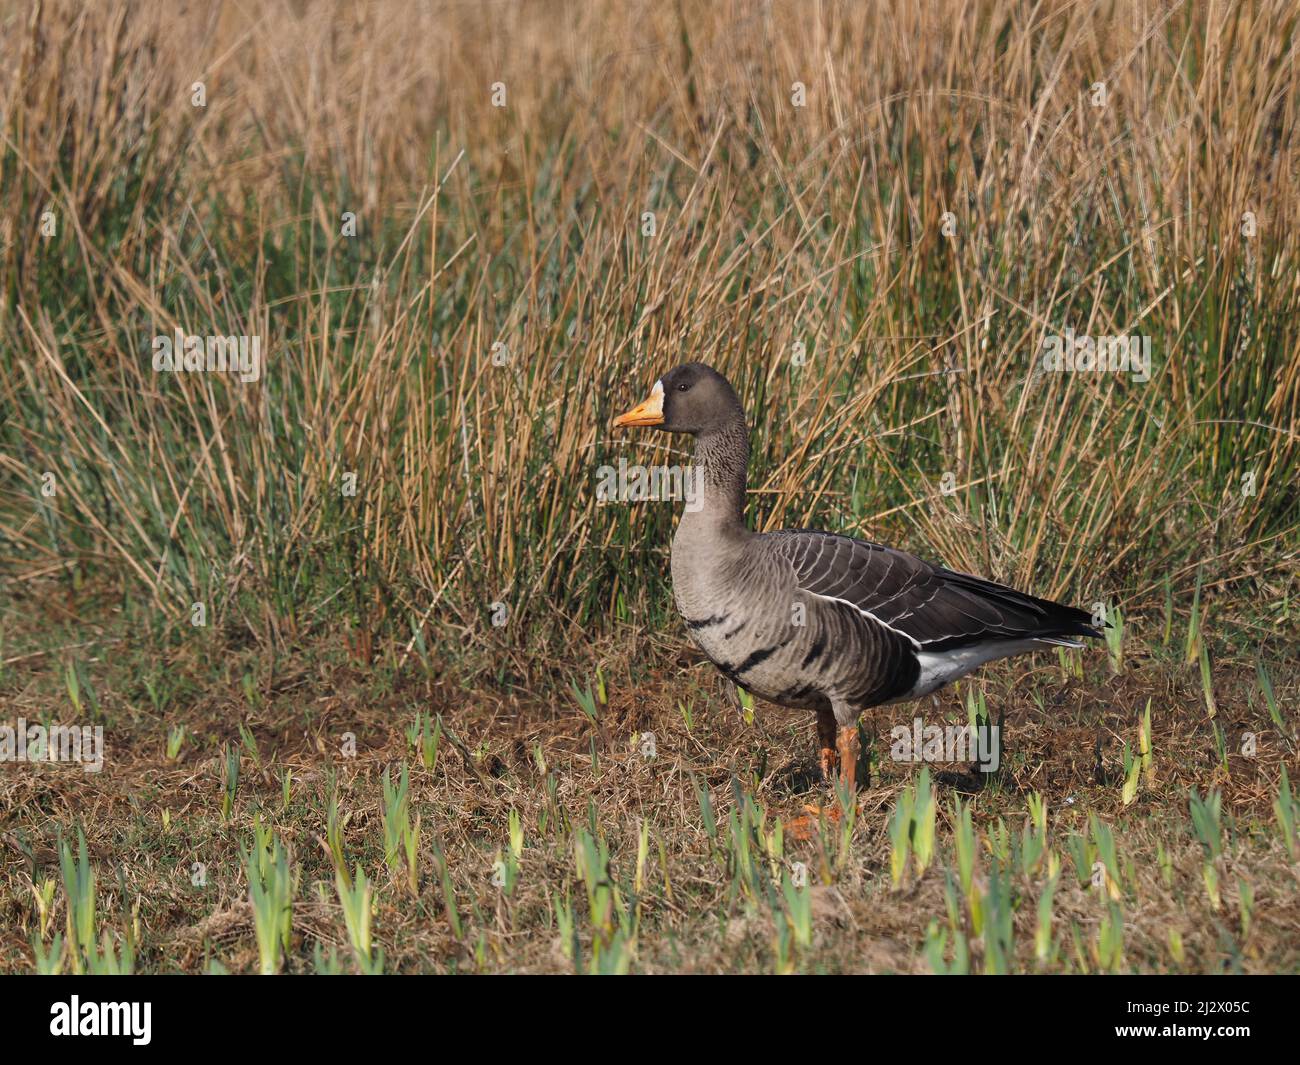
[[766, 530, 1100, 651]]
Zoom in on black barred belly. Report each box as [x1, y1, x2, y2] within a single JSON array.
[[685, 601, 919, 712]]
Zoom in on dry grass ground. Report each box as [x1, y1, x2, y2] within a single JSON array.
[[2, 581, 1297, 973], [1, 0, 1299, 973]]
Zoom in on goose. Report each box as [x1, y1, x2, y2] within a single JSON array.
[[613, 363, 1100, 795]]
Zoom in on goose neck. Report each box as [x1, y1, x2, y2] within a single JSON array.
[[687, 419, 750, 533]]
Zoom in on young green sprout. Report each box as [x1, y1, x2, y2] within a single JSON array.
[[1139, 698, 1154, 786], [32, 931, 64, 975], [1238, 878, 1254, 940], [334, 863, 383, 975], [59, 828, 96, 974], [1274, 766, 1297, 860], [925, 917, 971, 975], [241, 670, 259, 707], [911, 767, 937, 876], [1089, 814, 1123, 900], [951, 797, 982, 934], [1184, 567, 1204, 665], [570, 678, 599, 721], [165, 724, 186, 761], [325, 777, 349, 876], [31, 877, 57, 940], [1257, 663, 1290, 744], [1097, 901, 1125, 973], [1167, 928, 1185, 966], [1035, 873, 1060, 966], [422, 712, 442, 771], [221, 745, 240, 823], [244, 818, 294, 975], [63, 659, 99, 718], [1198, 643, 1217, 719], [981, 856, 1015, 974], [551, 888, 577, 963], [1189, 788, 1224, 909], [780, 866, 813, 952], [380, 763, 419, 893], [1121, 741, 1140, 806], [736, 684, 755, 724], [238, 722, 261, 767], [1022, 793, 1048, 876], [1104, 602, 1124, 674], [887, 786, 914, 889], [431, 837, 463, 940]]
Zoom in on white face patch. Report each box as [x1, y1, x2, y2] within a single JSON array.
[[651, 379, 663, 395]]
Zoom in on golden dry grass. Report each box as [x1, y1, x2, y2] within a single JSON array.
[[3, 0, 1298, 643], [0, 0, 1298, 974]]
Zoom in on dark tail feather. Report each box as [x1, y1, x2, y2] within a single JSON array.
[[936, 568, 1104, 644]]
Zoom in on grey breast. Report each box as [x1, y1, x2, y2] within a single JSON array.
[[670, 523, 918, 712]]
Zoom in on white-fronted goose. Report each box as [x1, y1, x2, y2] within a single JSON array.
[[613, 363, 1100, 792]]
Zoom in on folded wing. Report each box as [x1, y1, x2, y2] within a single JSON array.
[[766, 530, 1101, 651]]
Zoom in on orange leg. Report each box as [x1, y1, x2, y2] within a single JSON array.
[[837, 724, 861, 795], [815, 707, 837, 782], [790, 713, 859, 839]]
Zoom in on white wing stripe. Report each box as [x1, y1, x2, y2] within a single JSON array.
[[805, 589, 923, 650]]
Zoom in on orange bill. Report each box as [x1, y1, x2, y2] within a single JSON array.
[[612, 380, 664, 427]]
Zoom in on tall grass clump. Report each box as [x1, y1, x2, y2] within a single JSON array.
[[2, 0, 1297, 676]]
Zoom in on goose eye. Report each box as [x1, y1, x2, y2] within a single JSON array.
[[677, 382, 690, 392]]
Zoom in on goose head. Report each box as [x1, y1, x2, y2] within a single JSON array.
[[612, 363, 744, 435]]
